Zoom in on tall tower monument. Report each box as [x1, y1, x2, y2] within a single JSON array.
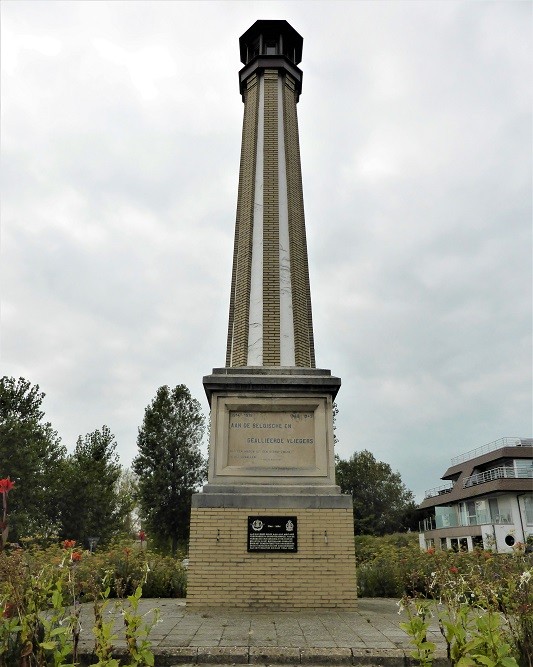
[[187, 20, 357, 610]]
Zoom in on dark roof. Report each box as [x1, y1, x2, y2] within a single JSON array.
[[239, 20, 303, 64], [419, 444, 533, 509]]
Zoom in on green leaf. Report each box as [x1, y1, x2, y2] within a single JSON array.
[[50, 626, 69, 637], [39, 641, 57, 650], [418, 641, 436, 650], [143, 651, 155, 666], [472, 656, 495, 667], [456, 658, 477, 667]]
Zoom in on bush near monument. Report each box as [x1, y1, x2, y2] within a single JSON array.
[[0, 540, 174, 665], [356, 533, 531, 666], [1, 535, 530, 665]]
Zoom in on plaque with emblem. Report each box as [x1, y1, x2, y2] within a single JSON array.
[[247, 515, 298, 552]]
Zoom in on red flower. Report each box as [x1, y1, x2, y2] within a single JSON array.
[[449, 566, 459, 574], [426, 547, 435, 555], [138, 530, 146, 542], [0, 478, 15, 494], [63, 539, 76, 549], [71, 551, 82, 562], [2, 602, 16, 618]]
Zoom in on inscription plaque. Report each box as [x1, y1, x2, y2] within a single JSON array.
[[228, 411, 315, 469], [247, 516, 298, 552]]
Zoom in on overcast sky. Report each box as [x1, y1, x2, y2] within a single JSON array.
[[2, 1, 531, 502]]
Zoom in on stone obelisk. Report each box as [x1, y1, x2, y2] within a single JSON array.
[[187, 20, 357, 609]]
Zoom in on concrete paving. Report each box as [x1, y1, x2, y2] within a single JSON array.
[[76, 598, 450, 666]]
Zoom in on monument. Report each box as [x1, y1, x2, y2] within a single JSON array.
[[187, 20, 357, 609]]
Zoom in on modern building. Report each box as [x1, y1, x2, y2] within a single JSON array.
[[419, 437, 533, 553]]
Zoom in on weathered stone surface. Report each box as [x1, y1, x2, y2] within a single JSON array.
[[352, 648, 406, 666], [249, 647, 301, 664], [154, 648, 199, 665], [300, 647, 352, 664], [197, 647, 249, 664]]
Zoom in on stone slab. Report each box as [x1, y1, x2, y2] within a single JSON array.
[[192, 493, 353, 509], [249, 647, 301, 664], [197, 647, 249, 663], [351, 649, 406, 666], [203, 368, 341, 404], [300, 648, 353, 664]]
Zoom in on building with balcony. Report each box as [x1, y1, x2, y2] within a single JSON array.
[[419, 437, 533, 553]]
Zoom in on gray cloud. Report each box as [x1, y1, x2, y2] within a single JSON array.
[[2, 1, 531, 501]]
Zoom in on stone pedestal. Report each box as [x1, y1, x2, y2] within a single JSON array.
[[186, 368, 357, 609]]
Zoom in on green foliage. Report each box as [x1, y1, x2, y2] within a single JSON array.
[[355, 532, 428, 597], [0, 541, 181, 665], [398, 548, 531, 666], [133, 385, 206, 554], [0, 545, 81, 666], [120, 584, 158, 666], [0, 377, 134, 548], [0, 377, 66, 542], [58, 426, 122, 546], [399, 599, 436, 667], [115, 468, 139, 538], [336, 450, 417, 535], [78, 542, 188, 599]]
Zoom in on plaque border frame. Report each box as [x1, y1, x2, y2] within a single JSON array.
[[247, 515, 298, 553], [212, 395, 330, 479]]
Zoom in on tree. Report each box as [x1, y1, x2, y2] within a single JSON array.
[[336, 450, 416, 536], [0, 377, 66, 541], [115, 468, 139, 538], [133, 385, 205, 554], [58, 425, 122, 546]]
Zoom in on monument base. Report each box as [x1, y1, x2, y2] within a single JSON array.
[[186, 368, 357, 609], [187, 501, 357, 609]]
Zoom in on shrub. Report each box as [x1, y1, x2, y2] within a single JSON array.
[[0, 541, 177, 666]]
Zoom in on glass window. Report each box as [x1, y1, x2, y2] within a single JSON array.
[[265, 41, 277, 55], [436, 506, 458, 528], [460, 501, 478, 525], [489, 497, 512, 523], [524, 495, 533, 525]]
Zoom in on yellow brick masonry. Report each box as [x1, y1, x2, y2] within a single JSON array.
[[187, 507, 357, 609], [283, 74, 315, 368], [226, 74, 259, 367], [225, 67, 317, 369]]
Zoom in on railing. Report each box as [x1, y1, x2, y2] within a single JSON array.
[[451, 437, 532, 466], [419, 512, 513, 533], [463, 465, 533, 488], [419, 517, 436, 532], [424, 483, 454, 499]]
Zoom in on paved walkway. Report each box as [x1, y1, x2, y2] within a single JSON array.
[[76, 598, 450, 666]]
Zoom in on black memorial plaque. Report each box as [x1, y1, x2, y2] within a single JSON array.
[[247, 516, 297, 553]]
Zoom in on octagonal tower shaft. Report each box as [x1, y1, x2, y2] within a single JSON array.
[[226, 21, 315, 368]]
